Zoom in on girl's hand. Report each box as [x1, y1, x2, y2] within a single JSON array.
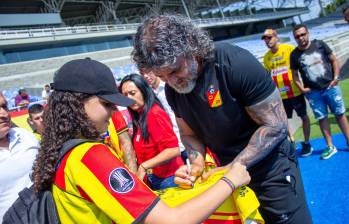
[[224, 162, 250, 189], [174, 164, 203, 189]]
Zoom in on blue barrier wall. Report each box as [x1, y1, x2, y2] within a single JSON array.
[[1, 37, 132, 64]]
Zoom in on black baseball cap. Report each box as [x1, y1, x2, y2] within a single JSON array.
[[53, 59, 134, 107]]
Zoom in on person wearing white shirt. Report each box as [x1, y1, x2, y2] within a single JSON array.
[[140, 71, 186, 157], [41, 84, 52, 100], [0, 93, 40, 222]]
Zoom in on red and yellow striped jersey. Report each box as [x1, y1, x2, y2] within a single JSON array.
[[52, 142, 159, 224], [263, 43, 301, 99], [106, 111, 129, 161]]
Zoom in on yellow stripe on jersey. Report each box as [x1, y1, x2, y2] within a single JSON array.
[[107, 120, 124, 162], [70, 144, 135, 222], [275, 72, 287, 98]]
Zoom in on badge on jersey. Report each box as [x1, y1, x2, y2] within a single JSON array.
[[206, 84, 223, 108], [109, 167, 135, 193]]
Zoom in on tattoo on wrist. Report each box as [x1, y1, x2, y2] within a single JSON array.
[[187, 149, 199, 160]]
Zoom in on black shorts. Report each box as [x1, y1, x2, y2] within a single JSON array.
[[282, 95, 307, 119], [248, 139, 313, 224]]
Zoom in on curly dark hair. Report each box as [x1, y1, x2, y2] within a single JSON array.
[[132, 14, 214, 70], [32, 91, 100, 193]]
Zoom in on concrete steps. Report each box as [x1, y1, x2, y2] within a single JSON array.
[[0, 47, 132, 89]]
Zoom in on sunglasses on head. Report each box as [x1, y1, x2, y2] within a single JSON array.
[[295, 33, 307, 39]]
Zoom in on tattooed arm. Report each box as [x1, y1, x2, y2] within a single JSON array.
[[176, 117, 206, 170], [118, 131, 138, 173], [174, 117, 207, 188], [232, 88, 288, 168]]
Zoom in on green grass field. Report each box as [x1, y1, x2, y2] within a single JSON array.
[[293, 78, 349, 140]]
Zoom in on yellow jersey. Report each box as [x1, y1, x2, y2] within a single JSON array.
[[52, 142, 159, 224], [263, 43, 301, 99]]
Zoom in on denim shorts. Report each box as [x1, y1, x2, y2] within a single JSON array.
[[305, 86, 346, 120]]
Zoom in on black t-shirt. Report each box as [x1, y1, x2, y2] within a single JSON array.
[[165, 43, 276, 166], [290, 39, 334, 90]]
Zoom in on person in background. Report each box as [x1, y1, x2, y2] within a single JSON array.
[[132, 14, 312, 223], [14, 88, 30, 108], [41, 84, 52, 101], [343, 5, 349, 23], [262, 28, 312, 157], [0, 92, 39, 222], [291, 24, 349, 159], [120, 74, 184, 190], [140, 68, 187, 161], [31, 59, 250, 224], [27, 103, 45, 141]]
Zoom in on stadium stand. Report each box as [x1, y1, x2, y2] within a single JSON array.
[[0, 47, 133, 90], [1, 1, 348, 112], [0, 8, 307, 42]]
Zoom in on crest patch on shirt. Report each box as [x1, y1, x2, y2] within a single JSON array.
[[206, 85, 223, 108], [109, 167, 135, 193]]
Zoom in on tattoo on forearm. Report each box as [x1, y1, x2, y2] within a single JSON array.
[[235, 88, 288, 168], [182, 139, 202, 161], [118, 132, 138, 173]]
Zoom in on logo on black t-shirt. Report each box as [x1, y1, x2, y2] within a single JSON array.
[[207, 84, 223, 108], [109, 167, 135, 193]]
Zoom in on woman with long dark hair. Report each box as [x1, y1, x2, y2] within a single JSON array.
[[32, 59, 250, 224], [119, 74, 183, 190]]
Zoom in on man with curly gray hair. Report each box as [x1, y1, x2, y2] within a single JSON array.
[[133, 14, 312, 224]]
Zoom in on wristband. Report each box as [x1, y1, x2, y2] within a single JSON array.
[[334, 77, 341, 82], [221, 177, 236, 192]]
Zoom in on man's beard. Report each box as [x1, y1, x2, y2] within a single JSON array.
[[170, 79, 197, 94], [169, 59, 199, 94]]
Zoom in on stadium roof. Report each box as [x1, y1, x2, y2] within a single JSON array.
[[0, 0, 309, 26]]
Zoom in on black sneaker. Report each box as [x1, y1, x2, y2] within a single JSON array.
[[301, 142, 313, 157]]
